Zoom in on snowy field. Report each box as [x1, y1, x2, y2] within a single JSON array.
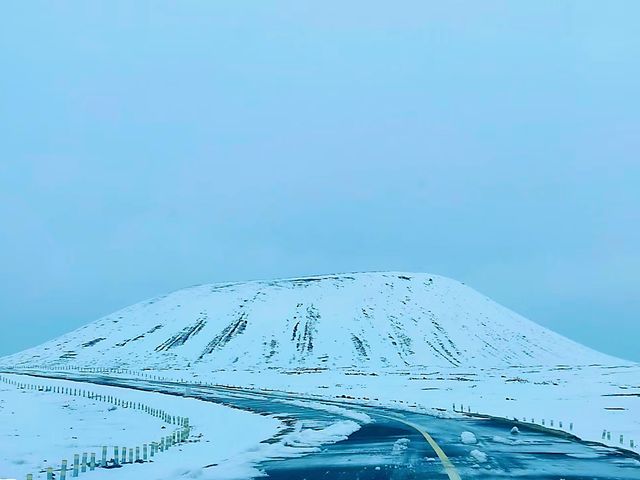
[[0, 374, 283, 480], [115, 362, 639, 455]]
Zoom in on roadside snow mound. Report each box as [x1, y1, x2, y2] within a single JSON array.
[[461, 431, 477, 444], [284, 420, 360, 448], [392, 438, 410, 454], [0, 272, 617, 371], [470, 449, 488, 463]]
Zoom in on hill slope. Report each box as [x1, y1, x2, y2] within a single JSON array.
[[0, 272, 616, 370]]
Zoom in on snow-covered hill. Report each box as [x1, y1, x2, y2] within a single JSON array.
[[0, 272, 617, 370]]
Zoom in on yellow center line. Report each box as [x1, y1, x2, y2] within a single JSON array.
[[379, 414, 462, 480]]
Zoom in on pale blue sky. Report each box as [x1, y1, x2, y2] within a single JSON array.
[[1, 2, 638, 361]]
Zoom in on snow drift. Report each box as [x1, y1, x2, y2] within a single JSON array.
[[0, 272, 617, 370]]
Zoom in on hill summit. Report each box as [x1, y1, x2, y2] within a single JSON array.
[[1, 272, 614, 370]]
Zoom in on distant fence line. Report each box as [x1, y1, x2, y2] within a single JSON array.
[[1, 374, 191, 480], [452, 402, 637, 453]]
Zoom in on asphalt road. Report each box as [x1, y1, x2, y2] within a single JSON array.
[[7, 370, 640, 479]]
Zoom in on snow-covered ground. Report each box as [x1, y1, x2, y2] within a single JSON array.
[[0, 373, 284, 479]]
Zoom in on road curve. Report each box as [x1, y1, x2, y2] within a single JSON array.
[[5, 370, 640, 479], [380, 413, 462, 480]]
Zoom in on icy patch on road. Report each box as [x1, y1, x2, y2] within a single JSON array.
[[491, 435, 522, 445], [566, 452, 601, 459], [284, 399, 373, 423]]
